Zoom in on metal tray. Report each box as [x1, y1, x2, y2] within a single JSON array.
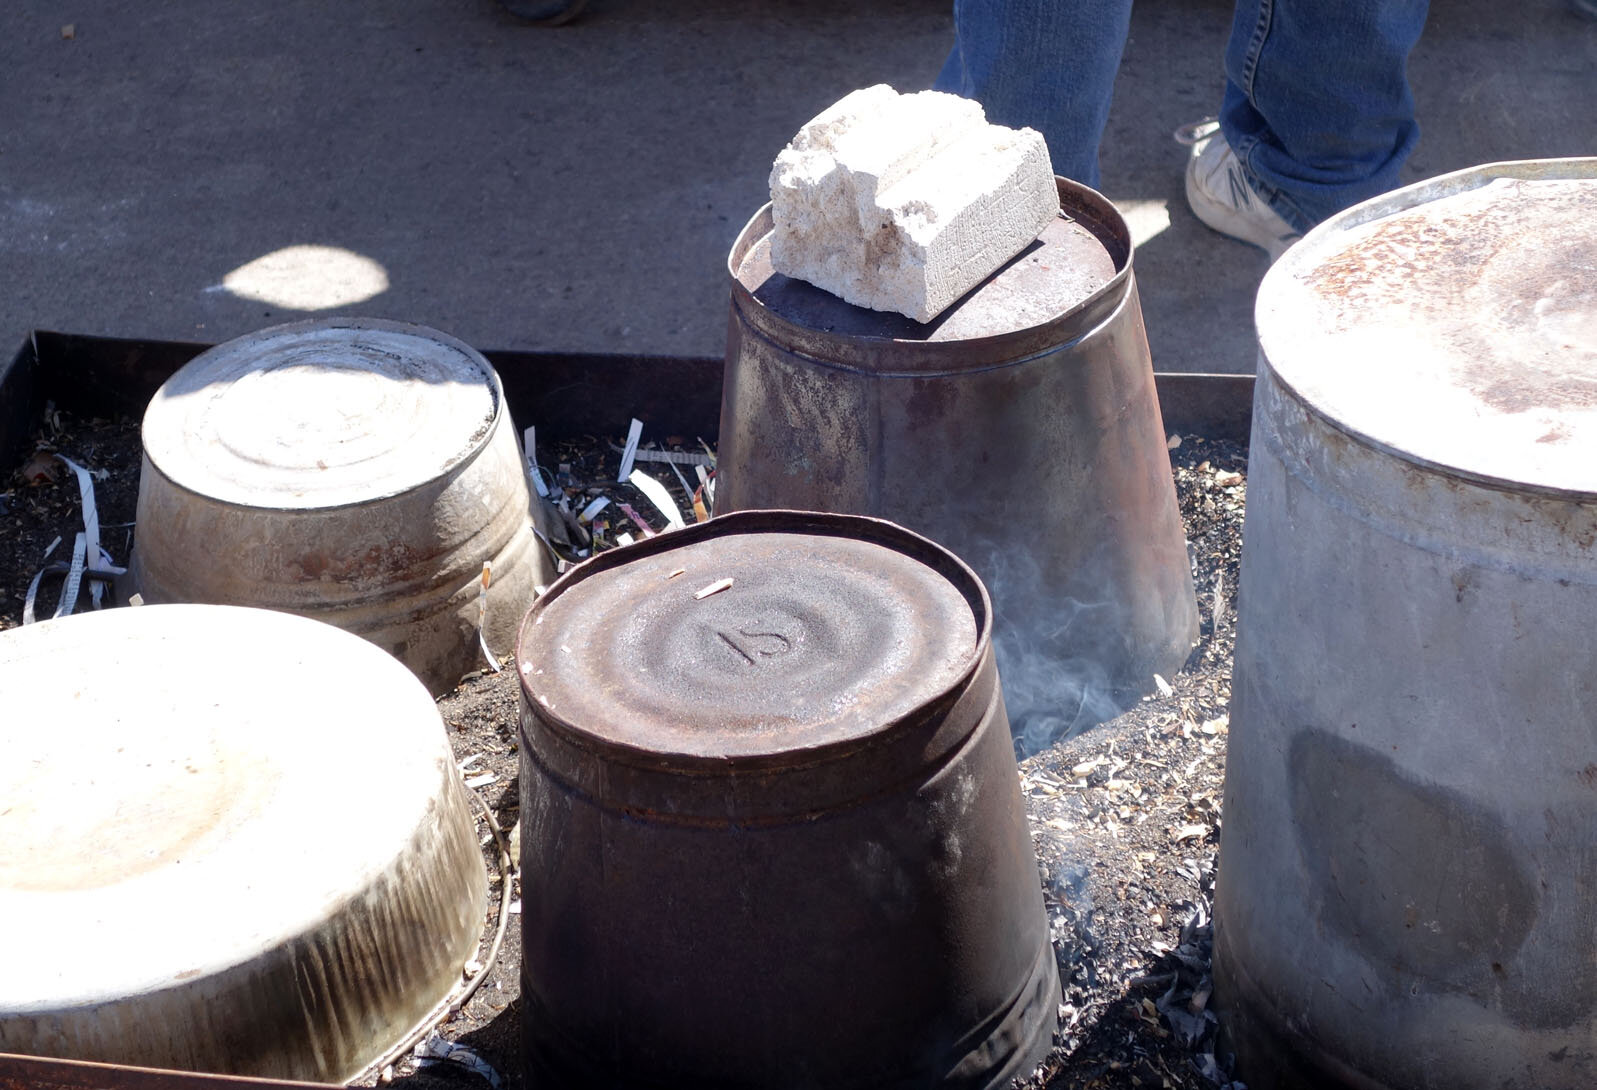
[[0, 330, 1252, 473]]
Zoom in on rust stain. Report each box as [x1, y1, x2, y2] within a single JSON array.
[[1303, 213, 1481, 306], [288, 543, 421, 585], [1303, 180, 1597, 418]]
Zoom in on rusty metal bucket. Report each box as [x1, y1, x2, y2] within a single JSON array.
[[1215, 159, 1597, 1089], [718, 178, 1199, 750], [131, 317, 552, 695], [515, 510, 1058, 1089]]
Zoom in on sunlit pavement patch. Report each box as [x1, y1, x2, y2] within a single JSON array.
[[218, 245, 389, 310]]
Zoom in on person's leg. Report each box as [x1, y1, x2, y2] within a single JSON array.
[[935, 0, 1134, 190], [1219, 0, 1429, 230]]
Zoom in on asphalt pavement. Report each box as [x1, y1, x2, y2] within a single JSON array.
[[1, 0, 1592, 375]]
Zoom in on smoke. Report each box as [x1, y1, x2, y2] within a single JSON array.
[[997, 625, 1129, 757], [1044, 859, 1098, 983], [963, 538, 1141, 758]]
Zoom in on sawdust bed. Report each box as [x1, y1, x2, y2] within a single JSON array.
[[2, 410, 1246, 1090]]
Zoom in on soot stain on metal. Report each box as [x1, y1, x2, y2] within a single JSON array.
[[1283, 729, 1597, 1027]]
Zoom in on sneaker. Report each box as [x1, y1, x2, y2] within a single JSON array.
[[1179, 119, 1302, 260]]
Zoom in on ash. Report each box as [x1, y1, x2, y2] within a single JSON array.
[[1016, 434, 1246, 1090]]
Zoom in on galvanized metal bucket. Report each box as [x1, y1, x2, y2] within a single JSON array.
[[1215, 158, 1597, 1089], [719, 178, 1198, 750], [515, 510, 1058, 1089], [131, 317, 552, 695], [0, 604, 485, 1082]]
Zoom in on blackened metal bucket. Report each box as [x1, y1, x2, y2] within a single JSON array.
[[719, 178, 1198, 749], [515, 510, 1058, 1089]]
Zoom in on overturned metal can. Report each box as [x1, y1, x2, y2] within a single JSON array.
[[132, 317, 552, 695], [719, 178, 1198, 751], [1217, 159, 1597, 1089], [515, 510, 1058, 1089]]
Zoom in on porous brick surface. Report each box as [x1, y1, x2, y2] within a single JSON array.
[[769, 84, 1058, 323]]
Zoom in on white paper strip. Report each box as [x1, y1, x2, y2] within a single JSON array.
[[616, 418, 644, 483], [667, 460, 694, 498], [609, 445, 715, 468], [21, 569, 46, 625], [627, 469, 685, 530], [56, 455, 106, 608], [53, 532, 88, 620], [693, 577, 734, 600], [523, 426, 548, 497], [415, 1034, 504, 1090], [477, 561, 502, 673]]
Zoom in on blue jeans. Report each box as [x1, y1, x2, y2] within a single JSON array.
[[935, 0, 1429, 230]]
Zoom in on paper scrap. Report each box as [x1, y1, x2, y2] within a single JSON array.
[[609, 444, 715, 467], [523, 426, 547, 497], [627, 469, 686, 530], [617, 418, 644, 483], [477, 561, 502, 672], [56, 455, 109, 608], [415, 1034, 504, 1090], [693, 577, 734, 600], [667, 460, 695, 499], [617, 501, 656, 538]]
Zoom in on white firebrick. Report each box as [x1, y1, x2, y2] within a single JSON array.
[[768, 84, 1058, 324]]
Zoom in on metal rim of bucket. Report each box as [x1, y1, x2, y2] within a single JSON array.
[[514, 509, 1002, 821], [728, 176, 1136, 374], [141, 315, 510, 513], [1256, 156, 1597, 504]]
